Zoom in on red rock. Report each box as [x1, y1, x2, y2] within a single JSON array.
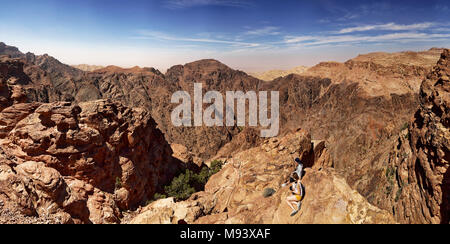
[[384, 49, 450, 224], [0, 99, 184, 223], [129, 130, 395, 224]]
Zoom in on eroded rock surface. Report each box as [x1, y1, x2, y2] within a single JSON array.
[[0, 100, 183, 223], [377, 49, 449, 224], [130, 130, 395, 224], [0, 42, 447, 224]]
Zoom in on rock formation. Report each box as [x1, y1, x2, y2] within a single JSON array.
[[129, 129, 395, 224], [0, 42, 447, 224], [0, 57, 29, 111], [0, 42, 23, 58], [0, 99, 184, 223], [0, 43, 436, 167], [373, 49, 449, 224]]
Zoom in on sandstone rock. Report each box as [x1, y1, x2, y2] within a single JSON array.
[[130, 129, 395, 224], [381, 49, 450, 224], [0, 99, 184, 223], [312, 141, 333, 170], [0, 43, 443, 224], [0, 57, 31, 111], [171, 144, 194, 164]]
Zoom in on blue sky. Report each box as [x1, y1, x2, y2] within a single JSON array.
[[0, 0, 449, 72]]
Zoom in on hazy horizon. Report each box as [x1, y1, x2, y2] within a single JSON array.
[[4, 41, 446, 74], [1, 0, 449, 72]]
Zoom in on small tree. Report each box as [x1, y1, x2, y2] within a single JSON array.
[[210, 160, 223, 174], [161, 160, 224, 201], [164, 170, 196, 201]]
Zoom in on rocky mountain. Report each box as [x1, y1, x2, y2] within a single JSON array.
[[0, 43, 439, 166], [129, 49, 449, 224], [304, 48, 443, 97], [0, 42, 448, 224], [0, 99, 185, 224], [351, 48, 444, 68], [249, 66, 309, 81], [0, 45, 256, 162], [0, 42, 23, 58]]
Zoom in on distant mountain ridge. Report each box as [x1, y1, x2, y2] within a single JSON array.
[[0, 42, 22, 58], [304, 48, 444, 97], [249, 66, 309, 81], [71, 64, 105, 72]]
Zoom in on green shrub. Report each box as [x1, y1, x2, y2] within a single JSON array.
[[153, 193, 167, 201], [210, 160, 223, 174], [395, 187, 403, 202], [115, 177, 122, 189], [161, 160, 223, 201], [164, 170, 197, 201], [385, 166, 396, 196]]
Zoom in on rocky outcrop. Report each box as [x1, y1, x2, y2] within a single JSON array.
[[0, 42, 23, 58], [0, 99, 183, 223], [212, 128, 264, 161], [376, 49, 449, 224], [129, 129, 395, 224], [312, 140, 333, 170], [0, 57, 29, 111]]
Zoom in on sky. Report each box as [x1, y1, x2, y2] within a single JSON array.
[[0, 0, 449, 72]]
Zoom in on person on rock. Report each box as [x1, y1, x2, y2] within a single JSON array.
[[281, 158, 304, 187], [284, 172, 304, 216], [294, 158, 304, 179]]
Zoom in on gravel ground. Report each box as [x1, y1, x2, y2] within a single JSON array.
[[0, 200, 63, 224]]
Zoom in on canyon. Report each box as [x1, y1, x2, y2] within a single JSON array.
[[0, 41, 448, 224]]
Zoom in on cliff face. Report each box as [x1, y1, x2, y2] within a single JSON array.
[[0, 57, 29, 111], [129, 129, 396, 224], [377, 49, 449, 224]]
